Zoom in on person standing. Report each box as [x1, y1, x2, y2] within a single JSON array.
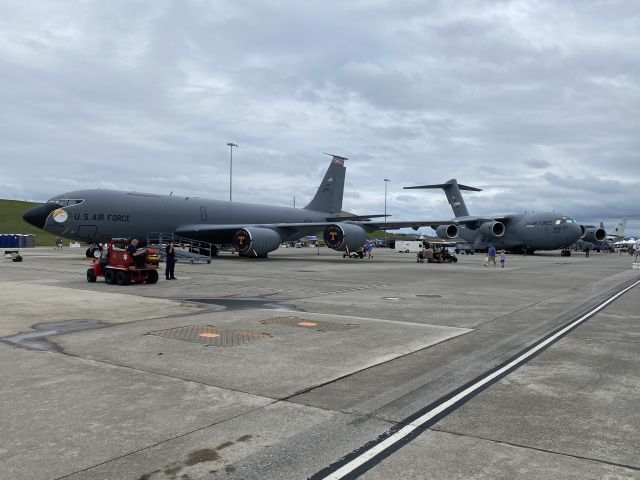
[[585, 246, 590, 258], [500, 250, 506, 268], [487, 245, 497, 267], [165, 240, 177, 280]]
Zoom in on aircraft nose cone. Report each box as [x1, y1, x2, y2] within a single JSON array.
[[23, 203, 58, 229]]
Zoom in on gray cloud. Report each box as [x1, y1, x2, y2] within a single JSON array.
[[0, 0, 638, 236], [525, 158, 551, 169]]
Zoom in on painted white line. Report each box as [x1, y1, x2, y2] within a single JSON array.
[[321, 278, 640, 480]]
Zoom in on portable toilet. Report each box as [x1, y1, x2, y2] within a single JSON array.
[[18, 235, 26, 248], [25, 234, 36, 248], [0, 235, 6, 248], [12, 234, 20, 248]]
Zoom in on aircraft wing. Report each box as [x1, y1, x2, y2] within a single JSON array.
[[175, 223, 344, 243], [448, 215, 516, 228], [176, 218, 460, 239]]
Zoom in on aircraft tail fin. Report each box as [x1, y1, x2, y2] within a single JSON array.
[[404, 179, 481, 217], [303, 154, 347, 213], [613, 217, 627, 237]]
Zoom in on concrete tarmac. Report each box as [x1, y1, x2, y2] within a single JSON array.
[[0, 246, 638, 479]]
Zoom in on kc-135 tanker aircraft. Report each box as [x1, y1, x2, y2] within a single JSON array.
[[23, 155, 599, 256], [23, 155, 453, 257]]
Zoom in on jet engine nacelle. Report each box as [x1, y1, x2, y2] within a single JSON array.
[[233, 227, 282, 257], [435, 224, 459, 239], [479, 221, 505, 238], [323, 223, 368, 252], [580, 226, 606, 243]]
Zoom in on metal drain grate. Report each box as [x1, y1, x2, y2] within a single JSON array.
[[260, 316, 357, 331], [147, 325, 271, 346]]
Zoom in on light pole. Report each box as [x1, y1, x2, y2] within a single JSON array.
[[384, 178, 390, 245], [227, 143, 238, 202]]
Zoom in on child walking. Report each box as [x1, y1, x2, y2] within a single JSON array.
[[500, 250, 506, 268]]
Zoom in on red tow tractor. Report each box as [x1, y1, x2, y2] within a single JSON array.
[[87, 239, 161, 285]]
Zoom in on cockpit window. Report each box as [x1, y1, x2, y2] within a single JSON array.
[[556, 217, 575, 225], [47, 198, 85, 206]]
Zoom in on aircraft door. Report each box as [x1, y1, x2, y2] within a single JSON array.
[[76, 225, 98, 242], [200, 206, 207, 222]]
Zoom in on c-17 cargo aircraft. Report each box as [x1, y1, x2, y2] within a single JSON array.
[[576, 218, 627, 251], [404, 179, 600, 256], [23, 155, 452, 257]]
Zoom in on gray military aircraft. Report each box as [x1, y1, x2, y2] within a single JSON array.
[[576, 217, 627, 252], [404, 179, 598, 256], [23, 155, 450, 257]]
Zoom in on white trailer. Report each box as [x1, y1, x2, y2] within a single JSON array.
[[395, 240, 423, 253]]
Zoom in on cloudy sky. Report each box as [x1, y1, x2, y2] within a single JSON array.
[[1, 0, 638, 235]]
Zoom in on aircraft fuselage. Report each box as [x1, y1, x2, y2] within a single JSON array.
[[24, 189, 331, 244], [457, 212, 583, 250]]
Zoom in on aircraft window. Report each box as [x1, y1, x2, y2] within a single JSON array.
[[46, 198, 84, 206]]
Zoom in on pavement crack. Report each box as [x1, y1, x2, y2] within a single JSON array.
[[430, 427, 640, 472], [475, 270, 638, 330], [52, 402, 278, 480]]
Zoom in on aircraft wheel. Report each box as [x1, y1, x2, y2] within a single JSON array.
[[146, 270, 159, 284], [116, 270, 130, 286], [86, 268, 97, 283], [104, 269, 116, 284]]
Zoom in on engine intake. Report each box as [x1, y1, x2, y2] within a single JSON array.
[[323, 223, 368, 252], [479, 221, 505, 238], [233, 227, 282, 257], [581, 226, 606, 243], [435, 224, 459, 239]]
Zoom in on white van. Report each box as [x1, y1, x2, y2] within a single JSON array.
[[395, 241, 423, 253]]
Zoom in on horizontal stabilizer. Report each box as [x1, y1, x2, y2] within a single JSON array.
[[404, 182, 482, 192], [403, 179, 480, 218]]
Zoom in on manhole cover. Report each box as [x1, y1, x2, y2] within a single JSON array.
[[147, 325, 271, 346], [416, 294, 442, 298], [260, 316, 357, 331]]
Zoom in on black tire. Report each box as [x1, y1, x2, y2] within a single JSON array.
[[13, 255, 23, 263], [86, 268, 97, 282], [452, 257, 458, 263], [207, 260, 211, 264], [146, 270, 159, 284], [104, 269, 116, 284], [86, 248, 93, 258], [116, 270, 130, 286]]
